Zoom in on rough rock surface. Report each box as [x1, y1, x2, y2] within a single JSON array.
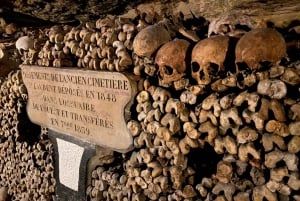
[[0, 0, 300, 26]]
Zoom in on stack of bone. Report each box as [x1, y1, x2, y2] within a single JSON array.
[[79, 12, 300, 201], [18, 15, 139, 72], [6, 10, 300, 200], [0, 70, 56, 200]]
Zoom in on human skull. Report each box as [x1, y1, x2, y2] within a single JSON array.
[[235, 28, 286, 72], [191, 35, 230, 85], [133, 23, 171, 58], [155, 39, 191, 87], [15, 36, 34, 55]]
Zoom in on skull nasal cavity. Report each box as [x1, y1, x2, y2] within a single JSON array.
[[192, 62, 200, 72], [163, 65, 174, 75]]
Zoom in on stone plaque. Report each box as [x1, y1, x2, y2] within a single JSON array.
[[21, 65, 136, 152]]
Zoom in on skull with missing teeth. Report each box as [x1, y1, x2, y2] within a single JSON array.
[[191, 35, 230, 85], [155, 39, 191, 87]]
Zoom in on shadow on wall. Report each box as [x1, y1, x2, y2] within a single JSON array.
[[16, 104, 41, 143]]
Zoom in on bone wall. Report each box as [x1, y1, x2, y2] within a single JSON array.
[[0, 71, 56, 200], [0, 5, 300, 201]]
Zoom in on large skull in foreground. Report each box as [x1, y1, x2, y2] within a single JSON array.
[[155, 39, 191, 87], [191, 35, 230, 85], [235, 28, 286, 72]]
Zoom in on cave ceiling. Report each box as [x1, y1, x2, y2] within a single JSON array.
[[0, 0, 300, 28]]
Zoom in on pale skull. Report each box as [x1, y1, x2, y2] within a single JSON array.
[[235, 28, 286, 72], [208, 13, 257, 37], [191, 35, 230, 85], [155, 39, 191, 87]]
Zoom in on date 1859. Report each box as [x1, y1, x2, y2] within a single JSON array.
[[50, 118, 90, 136]]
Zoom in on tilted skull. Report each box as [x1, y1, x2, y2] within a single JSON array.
[[191, 35, 230, 85], [208, 13, 258, 37], [133, 23, 171, 58], [155, 39, 191, 87], [235, 28, 286, 72]]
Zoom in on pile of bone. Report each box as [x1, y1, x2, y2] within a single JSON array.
[[18, 13, 158, 70], [88, 165, 132, 201], [0, 17, 56, 71], [18, 12, 191, 75], [85, 12, 300, 201], [87, 81, 300, 201], [0, 18, 25, 72], [0, 71, 56, 201], [0, 18, 23, 38], [129, 84, 300, 201]]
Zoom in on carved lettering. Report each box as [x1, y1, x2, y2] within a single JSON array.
[[22, 70, 130, 90], [21, 65, 136, 153]]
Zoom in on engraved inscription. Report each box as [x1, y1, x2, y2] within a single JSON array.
[[21, 65, 136, 152]]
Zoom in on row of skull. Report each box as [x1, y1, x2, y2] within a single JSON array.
[[133, 26, 286, 87]]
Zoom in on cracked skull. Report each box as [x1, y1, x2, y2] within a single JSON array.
[[235, 28, 286, 72], [155, 39, 191, 87], [191, 35, 230, 85]]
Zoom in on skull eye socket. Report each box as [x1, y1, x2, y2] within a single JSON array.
[[259, 61, 271, 70], [209, 62, 219, 74], [191, 62, 200, 72], [236, 62, 250, 72], [163, 65, 174, 75]]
